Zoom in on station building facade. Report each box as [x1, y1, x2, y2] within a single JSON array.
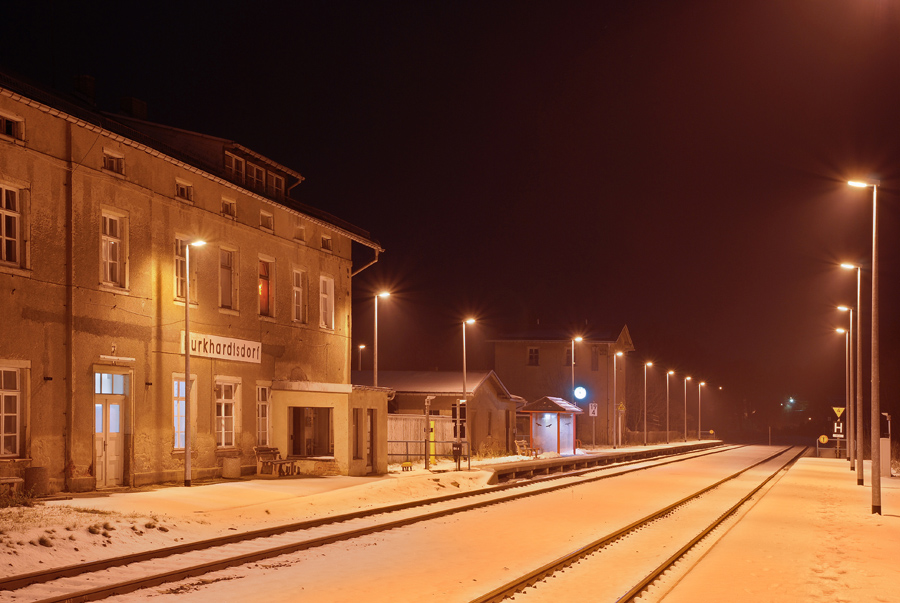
[[0, 73, 385, 492]]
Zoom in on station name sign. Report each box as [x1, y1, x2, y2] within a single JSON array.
[[181, 331, 261, 364]]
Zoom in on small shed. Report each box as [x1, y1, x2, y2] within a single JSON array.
[[520, 396, 583, 456]]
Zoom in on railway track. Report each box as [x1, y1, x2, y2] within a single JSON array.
[[1, 445, 739, 602], [469, 445, 806, 603]]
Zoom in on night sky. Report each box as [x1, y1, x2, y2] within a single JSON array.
[[5, 1, 900, 436]]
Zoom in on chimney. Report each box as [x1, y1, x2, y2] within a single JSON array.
[[120, 97, 148, 120], [73, 75, 96, 105]]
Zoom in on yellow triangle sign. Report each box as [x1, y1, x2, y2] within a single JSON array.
[[833, 407, 845, 419]]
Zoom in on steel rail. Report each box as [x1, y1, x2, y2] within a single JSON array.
[[469, 445, 802, 603], [3, 445, 741, 602]]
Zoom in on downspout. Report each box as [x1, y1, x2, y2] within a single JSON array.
[[351, 249, 380, 278], [64, 122, 76, 491]]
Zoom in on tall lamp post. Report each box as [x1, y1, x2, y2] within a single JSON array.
[[837, 327, 850, 460], [838, 304, 854, 464], [666, 371, 674, 444], [571, 336, 583, 398], [698, 381, 706, 440], [183, 240, 205, 488], [357, 344, 366, 371], [613, 351, 623, 448], [683, 376, 691, 442], [643, 362, 653, 445], [459, 318, 476, 450], [842, 262, 864, 485], [848, 178, 881, 514], [373, 292, 390, 388]]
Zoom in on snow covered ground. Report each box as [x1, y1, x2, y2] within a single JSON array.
[[1, 449, 897, 602]]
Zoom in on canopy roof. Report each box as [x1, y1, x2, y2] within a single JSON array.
[[520, 396, 583, 414]]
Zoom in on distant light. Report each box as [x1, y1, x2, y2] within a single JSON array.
[[574, 336, 583, 342], [378, 291, 391, 298], [465, 318, 476, 324], [848, 181, 868, 188], [837, 328, 846, 334], [840, 263, 856, 270], [837, 305, 850, 312], [358, 344, 366, 350], [190, 240, 206, 247], [646, 361, 653, 367], [574, 386, 587, 400], [616, 351, 623, 357], [700, 381, 706, 386], [668, 370, 675, 375], [686, 376, 692, 381]]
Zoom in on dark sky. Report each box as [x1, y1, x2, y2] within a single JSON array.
[[5, 1, 900, 431]]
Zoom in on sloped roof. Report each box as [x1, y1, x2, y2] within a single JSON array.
[[520, 396, 583, 414], [352, 370, 513, 398], [491, 324, 632, 348]]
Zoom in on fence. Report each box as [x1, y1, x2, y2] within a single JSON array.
[[387, 414, 464, 462]]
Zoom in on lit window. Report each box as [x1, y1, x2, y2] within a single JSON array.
[[527, 347, 540, 366], [219, 249, 238, 310], [225, 153, 244, 184], [247, 163, 265, 192], [0, 185, 21, 266], [259, 259, 275, 317], [102, 150, 124, 175], [267, 173, 285, 199], [94, 372, 127, 395], [175, 181, 193, 202], [1, 368, 20, 457], [215, 381, 236, 448], [257, 387, 270, 446], [319, 275, 334, 329], [292, 269, 306, 322], [221, 198, 236, 219], [260, 210, 274, 232], [173, 377, 195, 450], [321, 235, 332, 252], [101, 212, 127, 287], [0, 114, 23, 141], [174, 238, 198, 302]]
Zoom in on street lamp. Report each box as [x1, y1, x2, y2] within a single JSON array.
[[460, 318, 476, 450], [842, 262, 864, 485], [684, 376, 691, 442], [358, 344, 366, 371], [837, 327, 850, 459], [848, 178, 882, 514], [613, 351, 623, 448], [838, 305, 854, 464], [698, 381, 706, 440], [373, 291, 390, 388], [666, 371, 674, 444], [571, 336, 583, 398], [183, 240, 205, 488], [643, 362, 653, 446]]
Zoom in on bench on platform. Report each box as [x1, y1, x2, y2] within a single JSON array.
[[0, 476, 24, 494], [253, 447, 297, 477], [515, 439, 537, 457]]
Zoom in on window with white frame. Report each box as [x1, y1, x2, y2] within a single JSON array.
[[225, 153, 244, 184], [260, 210, 274, 232], [221, 198, 236, 219], [1, 185, 22, 266], [1, 367, 20, 457], [256, 386, 270, 446], [266, 172, 285, 199], [219, 248, 238, 310], [175, 180, 193, 202], [319, 275, 334, 330], [173, 376, 195, 450], [174, 238, 198, 303], [102, 150, 124, 175], [0, 114, 23, 141], [101, 211, 127, 287], [247, 163, 265, 192], [292, 269, 306, 322], [527, 347, 540, 366], [259, 259, 275, 317], [320, 235, 332, 252], [215, 381, 237, 447], [293, 220, 306, 243]]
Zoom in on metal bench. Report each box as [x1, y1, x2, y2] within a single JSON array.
[[0, 476, 25, 494]]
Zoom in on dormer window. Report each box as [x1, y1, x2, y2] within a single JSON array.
[[321, 235, 332, 252], [267, 173, 285, 199], [225, 152, 244, 184], [0, 113, 23, 141], [247, 163, 265, 192], [222, 198, 236, 219], [260, 210, 274, 232]]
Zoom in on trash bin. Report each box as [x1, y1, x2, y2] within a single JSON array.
[[24, 467, 49, 497], [222, 457, 241, 479]]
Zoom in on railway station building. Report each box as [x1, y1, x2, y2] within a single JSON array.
[[0, 72, 386, 493]]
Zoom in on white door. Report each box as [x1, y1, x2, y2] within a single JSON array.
[[94, 397, 124, 487]]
